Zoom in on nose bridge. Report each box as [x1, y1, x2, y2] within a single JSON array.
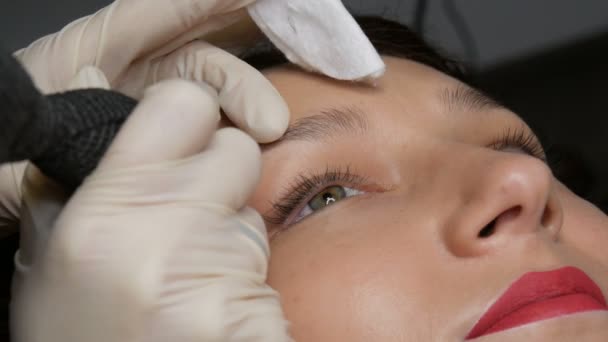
[[434, 147, 563, 258], [420, 141, 488, 205]]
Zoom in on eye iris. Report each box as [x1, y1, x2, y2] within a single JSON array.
[[308, 186, 346, 211]]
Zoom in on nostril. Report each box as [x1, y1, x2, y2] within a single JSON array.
[[478, 219, 496, 238], [477, 206, 523, 239]]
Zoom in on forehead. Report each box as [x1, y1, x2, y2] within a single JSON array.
[[261, 56, 464, 124]]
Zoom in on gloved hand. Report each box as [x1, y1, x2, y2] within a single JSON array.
[[16, 0, 287, 141], [0, 0, 288, 242], [11, 79, 292, 342]]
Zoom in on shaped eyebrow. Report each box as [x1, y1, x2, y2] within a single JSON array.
[[275, 105, 369, 144], [439, 84, 506, 113], [270, 85, 504, 145]]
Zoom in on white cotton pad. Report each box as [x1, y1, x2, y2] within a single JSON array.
[[247, 0, 386, 82]]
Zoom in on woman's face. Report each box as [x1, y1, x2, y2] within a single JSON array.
[[248, 56, 608, 341]]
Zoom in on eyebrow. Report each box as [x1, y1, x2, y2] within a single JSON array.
[[276, 105, 369, 143], [439, 84, 505, 113], [273, 85, 505, 144]]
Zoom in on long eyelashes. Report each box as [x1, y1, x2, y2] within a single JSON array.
[[263, 166, 368, 226], [488, 126, 547, 161]]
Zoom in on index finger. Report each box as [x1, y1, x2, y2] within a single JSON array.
[[124, 41, 290, 143]]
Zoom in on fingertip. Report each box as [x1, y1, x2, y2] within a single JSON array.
[[212, 127, 262, 170], [220, 88, 290, 143], [215, 126, 261, 148], [247, 101, 290, 143], [170, 42, 290, 143]]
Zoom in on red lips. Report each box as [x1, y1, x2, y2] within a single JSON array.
[[466, 266, 608, 339]]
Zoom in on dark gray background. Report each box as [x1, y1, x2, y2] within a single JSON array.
[[1, 0, 607, 209], [3, 0, 608, 70]]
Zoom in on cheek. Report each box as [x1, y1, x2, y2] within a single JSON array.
[[558, 182, 608, 268], [264, 198, 464, 341], [266, 206, 419, 341]]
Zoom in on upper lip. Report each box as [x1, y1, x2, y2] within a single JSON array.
[[466, 266, 607, 339]]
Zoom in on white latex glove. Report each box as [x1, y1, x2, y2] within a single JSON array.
[[11, 79, 292, 342], [16, 0, 287, 141], [1, 0, 289, 245]]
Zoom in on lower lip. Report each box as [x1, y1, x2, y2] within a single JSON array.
[[478, 293, 608, 337]]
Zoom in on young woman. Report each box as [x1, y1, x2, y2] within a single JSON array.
[[242, 17, 608, 341]]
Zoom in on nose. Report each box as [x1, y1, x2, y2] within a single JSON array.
[[442, 151, 563, 257]]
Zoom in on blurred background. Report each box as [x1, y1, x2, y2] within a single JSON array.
[[0, 0, 606, 338]]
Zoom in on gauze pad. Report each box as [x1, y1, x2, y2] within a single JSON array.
[[247, 0, 386, 82]]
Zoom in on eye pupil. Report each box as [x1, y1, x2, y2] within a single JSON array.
[[309, 186, 346, 211], [323, 193, 336, 204]]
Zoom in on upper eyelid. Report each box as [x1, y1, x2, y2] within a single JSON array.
[[263, 170, 371, 226], [488, 125, 546, 159], [280, 168, 368, 202]]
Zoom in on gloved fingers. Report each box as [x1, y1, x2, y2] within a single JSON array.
[[121, 40, 289, 143], [190, 127, 262, 210], [142, 208, 278, 342], [67, 65, 110, 90], [16, 0, 257, 92], [97, 79, 220, 171], [152, 207, 268, 287]]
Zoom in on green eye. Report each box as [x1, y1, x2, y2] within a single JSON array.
[[290, 185, 365, 224], [308, 186, 347, 211]]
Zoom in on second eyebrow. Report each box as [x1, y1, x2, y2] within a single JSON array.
[[439, 84, 506, 113]]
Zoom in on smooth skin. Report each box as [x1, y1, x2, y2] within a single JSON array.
[[248, 57, 608, 341]]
